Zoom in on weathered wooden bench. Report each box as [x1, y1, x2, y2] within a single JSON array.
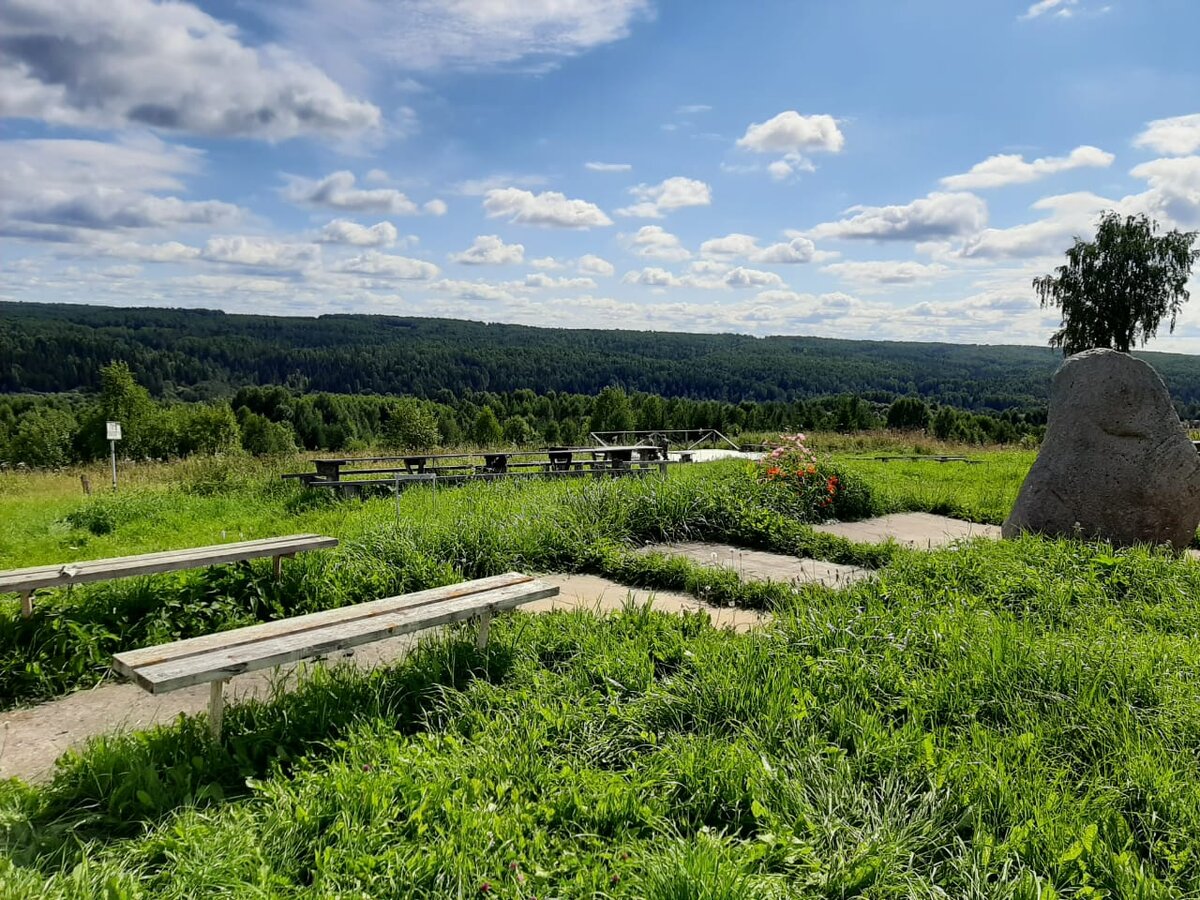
[[112, 571, 558, 737], [0, 534, 339, 617]]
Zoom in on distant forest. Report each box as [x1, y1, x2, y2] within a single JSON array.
[[9, 300, 1200, 413]]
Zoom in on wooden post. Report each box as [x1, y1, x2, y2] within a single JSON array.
[[209, 679, 227, 739], [272, 555, 283, 580], [20, 592, 33, 618], [658, 460, 669, 476], [475, 609, 493, 650], [80, 474, 92, 496]]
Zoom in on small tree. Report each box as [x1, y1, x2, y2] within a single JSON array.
[[1035, 211, 1199, 355], [470, 407, 503, 447]]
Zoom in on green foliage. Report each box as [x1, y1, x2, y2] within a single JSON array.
[[380, 398, 439, 451], [886, 395, 930, 431], [4, 407, 75, 468], [470, 407, 503, 446], [590, 385, 635, 434], [236, 411, 295, 455], [1035, 211, 1200, 354]]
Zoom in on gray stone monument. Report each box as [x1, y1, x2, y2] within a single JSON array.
[[1003, 348, 1200, 548]]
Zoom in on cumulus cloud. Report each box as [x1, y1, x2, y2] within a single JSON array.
[[317, 219, 398, 247], [0, 136, 242, 241], [822, 260, 949, 286], [336, 250, 440, 279], [430, 278, 520, 303], [284, 171, 421, 214], [0, 0, 379, 139], [1135, 114, 1200, 156], [530, 256, 563, 270], [450, 234, 525, 265], [585, 161, 633, 172], [616, 176, 712, 218], [273, 0, 652, 74], [423, 199, 448, 216], [577, 254, 615, 277], [737, 111, 845, 155], [483, 187, 612, 228], [202, 236, 319, 270], [723, 266, 784, 288], [699, 233, 816, 264], [626, 225, 690, 261], [524, 273, 596, 289], [810, 192, 988, 242], [941, 145, 1114, 190], [955, 192, 1107, 259], [622, 266, 682, 287], [1130, 156, 1200, 227]]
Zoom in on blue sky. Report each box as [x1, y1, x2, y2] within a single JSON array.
[[3, 0, 1200, 348]]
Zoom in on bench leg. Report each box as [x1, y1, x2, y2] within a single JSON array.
[[475, 609, 493, 650], [209, 679, 228, 740], [20, 592, 33, 618]]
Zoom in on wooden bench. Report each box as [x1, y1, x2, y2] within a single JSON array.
[[0, 534, 338, 617], [112, 571, 557, 738]]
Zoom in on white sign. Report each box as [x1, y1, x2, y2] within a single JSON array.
[[106, 421, 122, 441]]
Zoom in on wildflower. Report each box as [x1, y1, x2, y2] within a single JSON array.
[[480, 882, 492, 894], [766, 466, 782, 477]]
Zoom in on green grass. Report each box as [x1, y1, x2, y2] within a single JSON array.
[[5, 537, 1200, 896], [13, 443, 1199, 895]]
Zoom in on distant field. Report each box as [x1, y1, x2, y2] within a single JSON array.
[[6, 441, 1200, 896]]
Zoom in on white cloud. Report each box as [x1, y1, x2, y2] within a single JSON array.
[[94, 240, 202, 263], [699, 233, 816, 264], [423, 199, 448, 216], [1130, 156, 1200, 227], [524, 273, 596, 289], [430, 278, 520, 303], [336, 251, 440, 279], [454, 174, 548, 196], [274, 0, 652, 74], [723, 266, 784, 288], [955, 191, 1107, 259], [810, 192, 988, 242], [483, 187, 612, 228], [0, 136, 242, 241], [1135, 114, 1200, 156], [822, 260, 949, 286], [450, 234, 525, 265], [0, 0, 379, 139], [577, 254, 615, 277], [585, 161, 633, 172], [530, 256, 564, 270], [202, 236, 319, 270], [736, 111, 845, 154], [627, 225, 690, 261], [284, 171, 421, 215], [941, 145, 1114, 190], [616, 176, 712, 218], [317, 219, 398, 247], [1021, 0, 1078, 19], [623, 266, 682, 287]]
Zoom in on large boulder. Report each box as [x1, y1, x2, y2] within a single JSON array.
[[1003, 348, 1200, 548]]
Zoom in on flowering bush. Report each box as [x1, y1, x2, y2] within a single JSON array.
[[754, 432, 866, 522]]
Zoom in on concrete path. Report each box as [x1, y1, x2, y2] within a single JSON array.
[[642, 541, 869, 588], [813, 512, 1000, 548], [0, 573, 762, 784]]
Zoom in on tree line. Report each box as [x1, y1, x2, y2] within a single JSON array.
[[12, 300, 1200, 411], [0, 363, 1044, 468]]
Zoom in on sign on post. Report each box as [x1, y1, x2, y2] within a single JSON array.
[[107, 421, 122, 490]]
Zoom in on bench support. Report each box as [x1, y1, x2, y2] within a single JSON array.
[[475, 609, 493, 650], [20, 591, 32, 618], [271, 553, 295, 580], [209, 679, 228, 739]]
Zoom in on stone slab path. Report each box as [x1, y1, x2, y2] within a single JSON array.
[[0, 573, 762, 784], [642, 541, 869, 588], [814, 512, 1001, 548]]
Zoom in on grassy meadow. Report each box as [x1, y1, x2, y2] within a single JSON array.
[[4, 442, 1200, 895]]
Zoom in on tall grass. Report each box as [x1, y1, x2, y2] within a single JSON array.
[[3, 537, 1200, 895]]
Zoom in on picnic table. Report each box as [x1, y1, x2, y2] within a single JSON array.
[[0, 534, 338, 617]]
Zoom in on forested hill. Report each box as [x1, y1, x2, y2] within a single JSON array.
[[6, 300, 1200, 410]]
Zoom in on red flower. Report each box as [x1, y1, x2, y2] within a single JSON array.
[[766, 466, 782, 477]]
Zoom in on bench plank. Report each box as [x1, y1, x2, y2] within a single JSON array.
[[118, 578, 557, 693], [0, 534, 338, 594], [112, 571, 533, 672]]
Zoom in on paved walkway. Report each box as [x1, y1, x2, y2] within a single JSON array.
[[813, 512, 1001, 548], [0, 573, 763, 784], [641, 541, 869, 588]]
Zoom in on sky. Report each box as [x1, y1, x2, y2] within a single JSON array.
[[3, 0, 1200, 349]]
